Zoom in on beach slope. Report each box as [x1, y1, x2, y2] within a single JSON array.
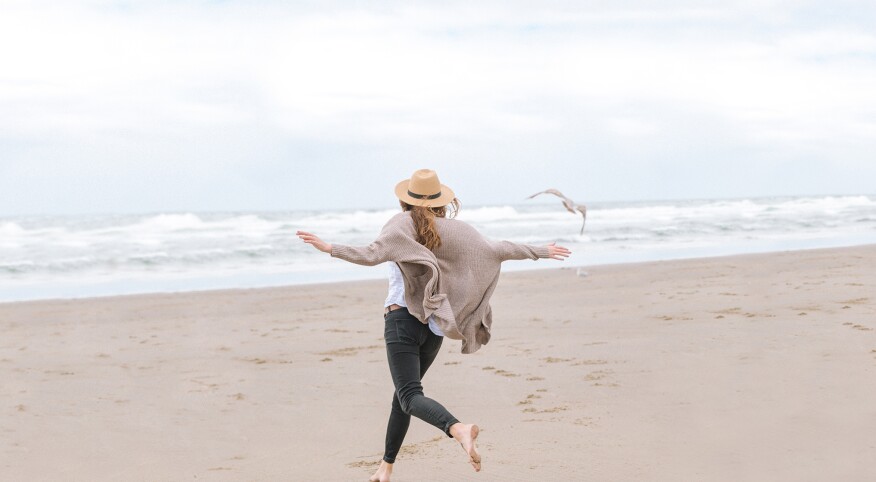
[[2, 245, 875, 481]]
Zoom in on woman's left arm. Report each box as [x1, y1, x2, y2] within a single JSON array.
[[491, 240, 571, 261], [544, 242, 571, 260]]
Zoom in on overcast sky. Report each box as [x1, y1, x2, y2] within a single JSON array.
[[1, 0, 874, 215]]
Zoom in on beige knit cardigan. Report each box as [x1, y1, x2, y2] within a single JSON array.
[[331, 211, 550, 354]]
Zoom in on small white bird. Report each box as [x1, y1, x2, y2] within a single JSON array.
[[527, 189, 588, 235]]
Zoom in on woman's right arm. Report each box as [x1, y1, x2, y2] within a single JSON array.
[[296, 231, 332, 254], [296, 229, 394, 267]]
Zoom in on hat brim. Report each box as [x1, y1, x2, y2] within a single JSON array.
[[395, 179, 456, 207]]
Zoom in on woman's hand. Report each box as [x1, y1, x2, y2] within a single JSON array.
[[296, 231, 333, 254], [546, 242, 571, 261]]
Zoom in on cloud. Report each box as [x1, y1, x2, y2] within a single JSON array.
[[1, 1, 875, 213]]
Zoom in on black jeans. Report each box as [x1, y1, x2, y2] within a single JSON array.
[[382, 307, 459, 464]]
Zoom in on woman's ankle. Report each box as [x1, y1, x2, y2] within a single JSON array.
[[370, 461, 393, 482], [449, 422, 466, 439]]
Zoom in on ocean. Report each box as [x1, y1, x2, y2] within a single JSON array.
[[2, 195, 875, 303]]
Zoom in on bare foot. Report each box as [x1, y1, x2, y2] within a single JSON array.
[[369, 460, 392, 482], [450, 423, 481, 472]]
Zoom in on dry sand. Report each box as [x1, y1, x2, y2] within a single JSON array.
[[2, 245, 875, 481]]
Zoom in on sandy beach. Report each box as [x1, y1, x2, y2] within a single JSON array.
[[2, 245, 875, 481]]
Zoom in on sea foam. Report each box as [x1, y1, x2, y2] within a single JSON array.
[[1, 195, 874, 302]]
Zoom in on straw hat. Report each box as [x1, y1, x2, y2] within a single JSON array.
[[395, 169, 456, 207]]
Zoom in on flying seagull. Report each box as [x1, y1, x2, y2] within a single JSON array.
[[527, 189, 588, 235]]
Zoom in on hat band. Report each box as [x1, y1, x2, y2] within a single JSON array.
[[408, 190, 442, 200]]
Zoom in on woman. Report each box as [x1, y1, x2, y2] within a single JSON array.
[[297, 169, 570, 481]]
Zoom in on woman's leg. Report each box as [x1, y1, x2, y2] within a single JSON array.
[[379, 310, 479, 474], [387, 314, 459, 433], [382, 394, 409, 464], [382, 328, 445, 463], [418, 330, 481, 471], [382, 312, 459, 455]]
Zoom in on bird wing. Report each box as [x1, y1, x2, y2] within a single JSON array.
[[527, 188, 567, 200], [528, 189, 578, 214], [577, 205, 587, 234]]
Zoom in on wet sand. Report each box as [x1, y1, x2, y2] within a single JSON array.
[[2, 245, 875, 481]]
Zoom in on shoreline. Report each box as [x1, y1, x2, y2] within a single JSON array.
[[2, 243, 875, 480], [3, 242, 875, 307]]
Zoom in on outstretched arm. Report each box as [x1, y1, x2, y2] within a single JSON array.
[[296, 229, 395, 267], [296, 231, 332, 253], [545, 242, 572, 260], [491, 240, 571, 261]]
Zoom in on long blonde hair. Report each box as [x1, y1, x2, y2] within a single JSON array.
[[400, 198, 460, 251]]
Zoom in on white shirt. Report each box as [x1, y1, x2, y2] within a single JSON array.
[[386, 262, 444, 337]]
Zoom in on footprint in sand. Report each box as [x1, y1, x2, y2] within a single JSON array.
[[398, 436, 444, 457], [319, 345, 382, 357], [522, 405, 568, 414], [572, 359, 608, 366], [481, 366, 518, 377], [347, 436, 444, 469], [584, 370, 612, 381], [542, 357, 573, 364], [517, 394, 542, 406], [542, 357, 608, 367], [843, 322, 873, 331], [494, 369, 519, 377], [715, 307, 741, 315], [235, 357, 292, 364], [712, 307, 760, 318], [585, 369, 619, 387], [188, 379, 222, 393]]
